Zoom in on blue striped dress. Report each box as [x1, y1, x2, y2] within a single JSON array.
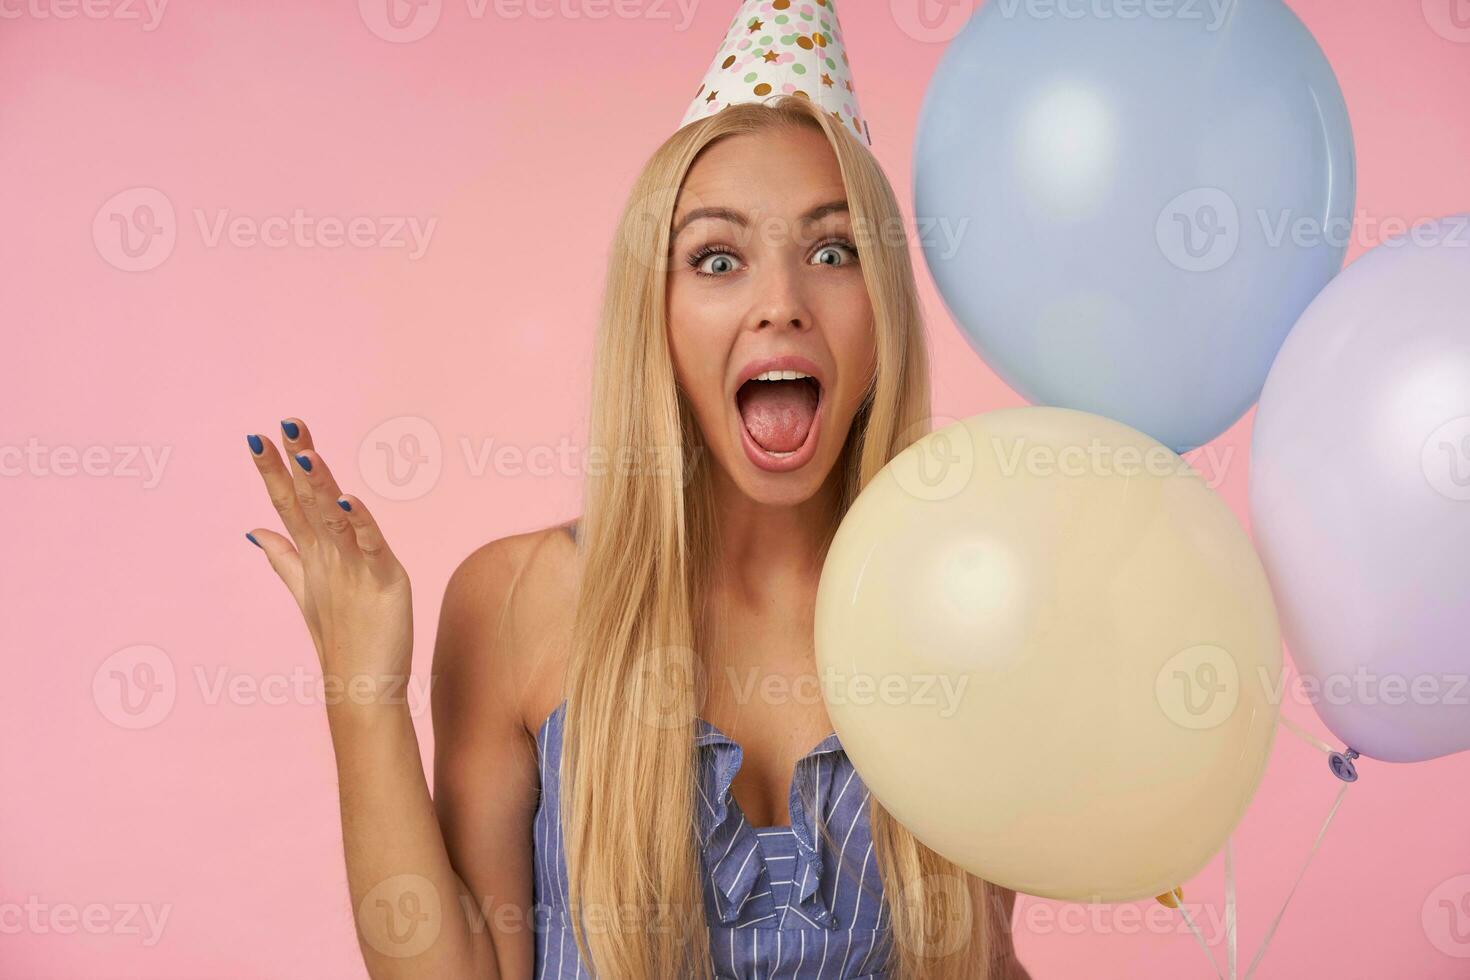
[[531, 698, 893, 978]]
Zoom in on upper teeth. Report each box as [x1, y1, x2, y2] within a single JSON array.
[[752, 370, 813, 382]]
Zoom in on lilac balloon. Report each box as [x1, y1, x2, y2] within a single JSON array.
[[1250, 215, 1470, 763]]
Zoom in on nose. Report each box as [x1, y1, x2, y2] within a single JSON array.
[[748, 259, 812, 333]]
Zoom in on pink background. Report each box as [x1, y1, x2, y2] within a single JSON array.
[[3, 1, 1468, 977]]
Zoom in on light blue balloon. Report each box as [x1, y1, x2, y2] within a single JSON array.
[[914, 0, 1355, 452]]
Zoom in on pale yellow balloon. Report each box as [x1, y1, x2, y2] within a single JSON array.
[[815, 407, 1281, 903]]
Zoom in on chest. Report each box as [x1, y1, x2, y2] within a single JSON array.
[[701, 620, 835, 829]]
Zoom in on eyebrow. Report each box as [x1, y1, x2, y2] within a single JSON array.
[[670, 199, 849, 241]]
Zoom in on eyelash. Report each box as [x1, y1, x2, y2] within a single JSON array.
[[686, 238, 859, 278]]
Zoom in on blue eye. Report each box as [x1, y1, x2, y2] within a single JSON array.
[[690, 246, 740, 277], [812, 241, 859, 267]]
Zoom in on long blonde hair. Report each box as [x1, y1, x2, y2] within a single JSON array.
[[562, 96, 1012, 979]]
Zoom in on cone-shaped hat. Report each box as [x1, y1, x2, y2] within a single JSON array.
[[680, 0, 871, 146]]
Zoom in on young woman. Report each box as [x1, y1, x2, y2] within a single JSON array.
[[244, 96, 1028, 979]]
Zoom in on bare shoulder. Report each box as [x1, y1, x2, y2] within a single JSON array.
[[432, 521, 580, 739], [429, 521, 579, 964]]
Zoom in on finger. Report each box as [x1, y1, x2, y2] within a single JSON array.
[[280, 416, 329, 531], [334, 494, 400, 576], [289, 448, 358, 555], [245, 527, 307, 603], [279, 416, 315, 454], [279, 417, 325, 532], [247, 432, 314, 545]]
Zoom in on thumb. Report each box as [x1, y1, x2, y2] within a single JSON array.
[[246, 528, 307, 606]]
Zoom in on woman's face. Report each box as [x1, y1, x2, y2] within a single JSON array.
[[666, 125, 877, 507]]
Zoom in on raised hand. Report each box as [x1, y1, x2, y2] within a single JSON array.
[[245, 418, 413, 708]]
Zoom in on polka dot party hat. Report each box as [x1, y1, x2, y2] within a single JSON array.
[[680, 0, 871, 146]]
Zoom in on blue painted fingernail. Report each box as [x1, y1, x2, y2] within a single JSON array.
[[294, 453, 312, 472], [280, 419, 300, 440], [337, 498, 352, 512], [245, 532, 261, 548], [247, 434, 264, 455]]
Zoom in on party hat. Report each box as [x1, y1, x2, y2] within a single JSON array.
[[680, 0, 871, 146]]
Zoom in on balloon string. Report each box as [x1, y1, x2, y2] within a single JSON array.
[[1224, 839, 1238, 980], [1176, 900, 1224, 980], [1177, 715, 1344, 978], [1278, 714, 1336, 755], [1243, 781, 1352, 979]]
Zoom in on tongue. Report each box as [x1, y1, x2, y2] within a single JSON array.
[[738, 380, 818, 454]]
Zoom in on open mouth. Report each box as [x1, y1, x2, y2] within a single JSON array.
[[735, 369, 824, 472]]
